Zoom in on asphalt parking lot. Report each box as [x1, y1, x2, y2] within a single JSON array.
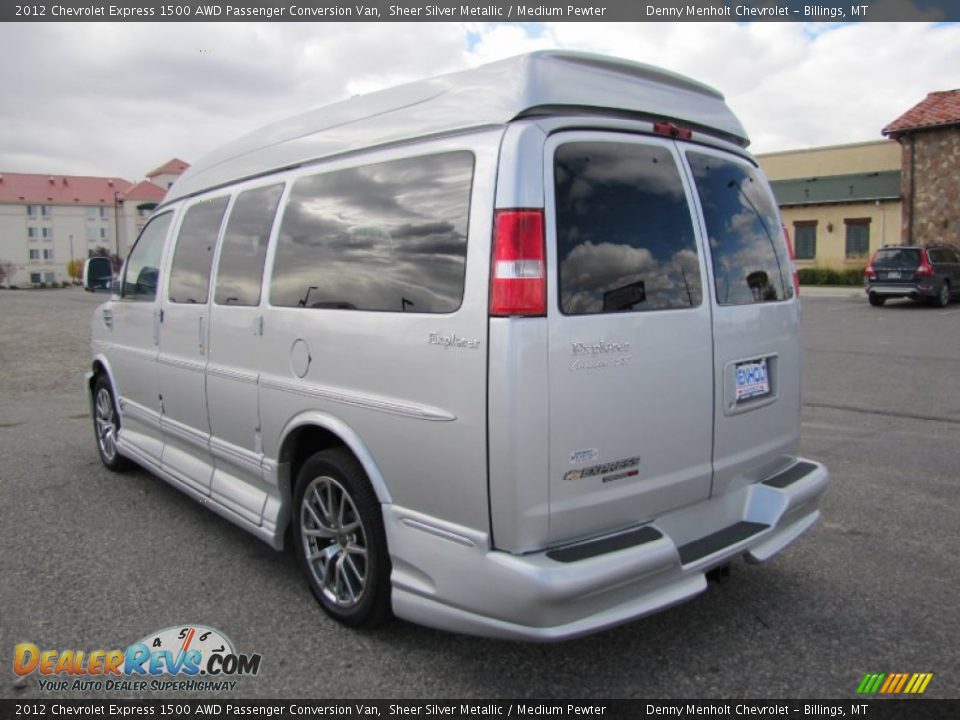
[[1, 287, 958, 699]]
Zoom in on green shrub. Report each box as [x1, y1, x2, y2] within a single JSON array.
[[38, 282, 47, 289], [798, 267, 865, 286]]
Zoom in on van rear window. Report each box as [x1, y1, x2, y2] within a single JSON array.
[[270, 152, 473, 313], [554, 142, 702, 315], [686, 152, 793, 305]]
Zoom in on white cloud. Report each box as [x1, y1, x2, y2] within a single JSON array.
[[1, 21, 958, 181]]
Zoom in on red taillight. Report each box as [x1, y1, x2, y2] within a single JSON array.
[[915, 252, 935, 278], [782, 226, 800, 297], [653, 121, 693, 140], [864, 264, 874, 276], [490, 209, 546, 317]]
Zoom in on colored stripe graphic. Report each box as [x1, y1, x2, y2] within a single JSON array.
[[857, 672, 932, 694]]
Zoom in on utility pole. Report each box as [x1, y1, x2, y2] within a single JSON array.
[[113, 191, 122, 262]]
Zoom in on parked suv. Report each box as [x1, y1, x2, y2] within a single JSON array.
[[865, 245, 960, 307], [85, 51, 828, 641]]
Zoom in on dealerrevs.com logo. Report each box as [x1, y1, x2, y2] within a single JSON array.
[[13, 625, 261, 692]]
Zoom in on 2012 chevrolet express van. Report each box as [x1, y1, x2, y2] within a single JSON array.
[[86, 51, 828, 640]]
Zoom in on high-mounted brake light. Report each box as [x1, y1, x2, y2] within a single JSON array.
[[489, 209, 546, 317], [782, 226, 800, 297], [653, 121, 693, 140]]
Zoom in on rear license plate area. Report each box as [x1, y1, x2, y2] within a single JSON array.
[[735, 358, 770, 401]]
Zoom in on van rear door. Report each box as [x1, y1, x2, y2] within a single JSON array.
[[544, 133, 714, 545], [682, 147, 800, 499]]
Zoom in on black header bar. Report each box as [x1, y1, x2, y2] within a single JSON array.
[[2, 699, 960, 720], [3, 1, 958, 23]]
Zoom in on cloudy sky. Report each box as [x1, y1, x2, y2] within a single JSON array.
[[1, 21, 959, 182]]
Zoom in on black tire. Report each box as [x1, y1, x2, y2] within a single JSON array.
[[868, 293, 886, 307], [92, 375, 132, 471], [292, 448, 391, 628], [936, 281, 951, 308]]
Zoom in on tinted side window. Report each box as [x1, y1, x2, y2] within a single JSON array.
[[687, 152, 793, 305], [168, 197, 229, 304], [215, 184, 284, 306], [271, 152, 474, 313], [121, 212, 172, 301], [555, 142, 702, 315]]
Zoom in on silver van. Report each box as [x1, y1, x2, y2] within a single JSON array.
[[86, 51, 828, 641]]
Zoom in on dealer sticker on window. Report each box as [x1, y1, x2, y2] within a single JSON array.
[[735, 358, 770, 401]]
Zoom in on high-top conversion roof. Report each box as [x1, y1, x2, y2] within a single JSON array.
[[164, 51, 747, 205]]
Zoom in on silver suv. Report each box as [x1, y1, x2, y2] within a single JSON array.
[[86, 51, 828, 641]]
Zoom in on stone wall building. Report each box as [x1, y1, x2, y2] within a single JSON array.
[[883, 90, 960, 246]]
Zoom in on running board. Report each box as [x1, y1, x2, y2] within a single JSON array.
[[678, 521, 769, 565]]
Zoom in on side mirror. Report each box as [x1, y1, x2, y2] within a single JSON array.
[[83, 257, 115, 293]]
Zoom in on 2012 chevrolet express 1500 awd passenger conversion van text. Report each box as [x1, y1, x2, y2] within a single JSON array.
[[86, 51, 828, 640]]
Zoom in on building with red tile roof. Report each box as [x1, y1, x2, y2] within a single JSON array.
[[0, 173, 132, 206], [883, 90, 960, 246], [119, 180, 167, 203], [0, 159, 188, 286], [882, 90, 960, 137]]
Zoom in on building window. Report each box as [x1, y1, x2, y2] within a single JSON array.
[[87, 207, 97, 221], [44, 272, 55, 283], [99, 206, 108, 219], [27, 205, 37, 217], [27, 227, 38, 240], [845, 219, 871, 259], [43, 249, 54, 261], [41, 205, 51, 217], [30, 272, 42, 284], [86, 227, 97, 241], [29, 249, 40, 260], [41, 227, 53, 240], [100, 228, 108, 240], [793, 222, 817, 260]]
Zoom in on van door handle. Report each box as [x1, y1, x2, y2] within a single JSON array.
[[198, 316, 206, 356]]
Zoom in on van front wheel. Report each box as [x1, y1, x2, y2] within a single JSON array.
[[293, 448, 391, 628], [92, 375, 132, 471]]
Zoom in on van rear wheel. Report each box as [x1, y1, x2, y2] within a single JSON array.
[[868, 293, 886, 307], [292, 448, 391, 628]]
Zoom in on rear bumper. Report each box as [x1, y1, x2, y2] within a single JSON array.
[[866, 283, 933, 299], [386, 459, 828, 641]]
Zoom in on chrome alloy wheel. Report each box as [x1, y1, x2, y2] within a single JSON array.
[[94, 387, 118, 462], [300, 475, 368, 608]]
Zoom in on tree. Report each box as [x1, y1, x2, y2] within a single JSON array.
[[67, 258, 84, 284], [0, 259, 16, 287]]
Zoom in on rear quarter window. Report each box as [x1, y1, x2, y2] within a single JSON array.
[[686, 152, 793, 305], [554, 141, 702, 315], [270, 152, 474, 313]]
